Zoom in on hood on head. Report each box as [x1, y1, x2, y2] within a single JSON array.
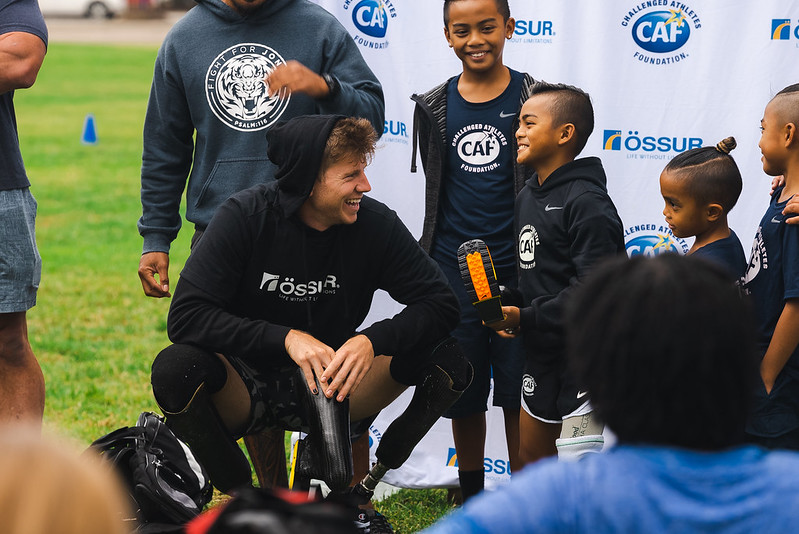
[[266, 114, 345, 217]]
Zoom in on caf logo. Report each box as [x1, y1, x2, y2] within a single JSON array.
[[522, 374, 537, 396], [518, 224, 539, 270]]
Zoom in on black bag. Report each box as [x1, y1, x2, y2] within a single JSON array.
[[89, 411, 213, 531]]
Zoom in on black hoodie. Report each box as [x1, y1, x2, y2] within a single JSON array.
[[167, 115, 459, 381], [514, 157, 625, 352]]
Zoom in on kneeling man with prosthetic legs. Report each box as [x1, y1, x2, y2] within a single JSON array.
[[150, 115, 472, 529]]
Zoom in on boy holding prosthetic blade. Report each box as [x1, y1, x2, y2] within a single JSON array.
[[488, 82, 624, 465]]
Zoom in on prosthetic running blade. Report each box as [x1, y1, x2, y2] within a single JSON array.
[[457, 239, 505, 324]]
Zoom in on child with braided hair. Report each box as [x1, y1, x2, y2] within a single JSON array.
[[659, 136, 747, 279]]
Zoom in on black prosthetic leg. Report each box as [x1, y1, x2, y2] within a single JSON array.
[[351, 337, 473, 503], [293, 371, 354, 493], [160, 383, 252, 494]]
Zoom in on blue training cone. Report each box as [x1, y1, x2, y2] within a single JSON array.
[[81, 113, 97, 145]]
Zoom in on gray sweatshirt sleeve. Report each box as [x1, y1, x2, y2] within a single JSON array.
[[138, 41, 195, 254], [315, 26, 385, 138]]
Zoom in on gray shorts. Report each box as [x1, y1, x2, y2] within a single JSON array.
[[0, 188, 41, 313]]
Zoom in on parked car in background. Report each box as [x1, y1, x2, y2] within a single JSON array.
[[38, 0, 129, 19], [162, 0, 193, 8]]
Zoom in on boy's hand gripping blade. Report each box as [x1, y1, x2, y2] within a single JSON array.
[[457, 239, 504, 324]]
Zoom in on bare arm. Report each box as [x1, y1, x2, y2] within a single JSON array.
[[761, 298, 799, 394], [0, 31, 45, 94]]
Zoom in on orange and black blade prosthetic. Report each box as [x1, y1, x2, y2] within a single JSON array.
[[457, 239, 505, 324]]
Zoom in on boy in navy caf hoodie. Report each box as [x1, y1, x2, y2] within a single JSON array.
[[488, 82, 624, 466]]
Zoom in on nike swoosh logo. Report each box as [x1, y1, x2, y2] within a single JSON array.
[[772, 216, 782, 223], [576, 390, 588, 399], [545, 205, 564, 211], [499, 111, 516, 118]]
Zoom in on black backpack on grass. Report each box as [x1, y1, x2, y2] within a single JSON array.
[[89, 411, 213, 532]]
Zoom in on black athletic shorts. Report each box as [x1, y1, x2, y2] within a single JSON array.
[[521, 350, 591, 423]]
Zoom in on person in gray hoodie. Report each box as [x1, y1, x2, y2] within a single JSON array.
[[137, 0, 384, 299]]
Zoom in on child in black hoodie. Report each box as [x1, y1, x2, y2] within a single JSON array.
[[488, 82, 625, 466]]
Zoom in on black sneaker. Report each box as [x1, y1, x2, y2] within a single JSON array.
[[365, 509, 394, 534], [354, 509, 371, 533]]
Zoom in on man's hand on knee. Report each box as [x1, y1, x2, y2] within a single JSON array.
[[284, 330, 335, 394], [320, 335, 374, 402]]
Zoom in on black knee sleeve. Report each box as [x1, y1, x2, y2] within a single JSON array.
[[389, 337, 473, 389], [427, 336, 473, 392], [151, 344, 227, 414]]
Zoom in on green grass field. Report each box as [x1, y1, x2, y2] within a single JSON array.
[[16, 43, 453, 532]]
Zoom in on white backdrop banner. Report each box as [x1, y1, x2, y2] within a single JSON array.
[[310, 0, 799, 489]]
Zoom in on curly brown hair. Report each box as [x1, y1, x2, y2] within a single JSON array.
[[321, 117, 377, 173]]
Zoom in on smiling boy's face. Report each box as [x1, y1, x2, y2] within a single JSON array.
[[514, 93, 563, 170], [444, 0, 515, 77]]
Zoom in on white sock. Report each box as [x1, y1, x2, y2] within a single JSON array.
[[556, 434, 604, 461]]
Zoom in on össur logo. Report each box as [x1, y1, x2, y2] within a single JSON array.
[[772, 19, 791, 40], [206, 44, 290, 132], [446, 447, 458, 467], [446, 448, 512, 476], [624, 223, 689, 257], [770, 19, 799, 42], [344, 0, 397, 50], [621, 3, 702, 65], [383, 118, 409, 145], [367, 424, 383, 450], [508, 19, 555, 45], [451, 123, 508, 173], [602, 129, 702, 160], [259, 272, 339, 301]]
